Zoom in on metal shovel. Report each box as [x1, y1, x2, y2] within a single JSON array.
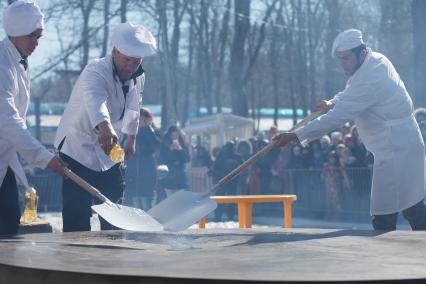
[[148, 111, 322, 231], [64, 169, 163, 232]]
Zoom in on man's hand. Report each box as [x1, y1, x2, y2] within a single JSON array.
[[123, 135, 136, 160], [97, 121, 118, 155], [46, 155, 68, 177], [314, 100, 334, 114], [272, 132, 297, 148]]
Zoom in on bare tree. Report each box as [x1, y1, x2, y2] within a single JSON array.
[[79, 0, 97, 70], [229, 0, 250, 117], [379, 0, 412, 86], [120, 0, 127, 22], [269, 1, 284, 126], [213, 0, 232, 114], [100, 0, 111, 58], [323, 0, 340, 100], [306, 0, 326, 110], [230, 0, 276, 117], [155, 0, 187, 128], [182, 3, 196, 125]]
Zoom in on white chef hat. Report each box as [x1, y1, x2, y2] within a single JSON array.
[[331, 29, 364, 57], [111, 23, 156, 58], [3, 1, 44, 37]]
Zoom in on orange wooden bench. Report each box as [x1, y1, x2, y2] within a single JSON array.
[[198, 194, 297, 229]]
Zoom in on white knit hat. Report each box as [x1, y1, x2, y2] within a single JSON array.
[[331, 29, 364, 57], [3, 1, 44, 37], [111, 23, 156, 58]]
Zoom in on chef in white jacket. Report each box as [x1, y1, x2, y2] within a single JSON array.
[[0, 1, 67, 235], [54, 23, 156, 232], [274, 29, 426, 230]]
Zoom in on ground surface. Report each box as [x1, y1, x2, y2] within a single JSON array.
[[0, 227, 425, 283]]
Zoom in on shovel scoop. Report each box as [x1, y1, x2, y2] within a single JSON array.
[[148, 190, 217, 232], [64, 169, 163, 232]]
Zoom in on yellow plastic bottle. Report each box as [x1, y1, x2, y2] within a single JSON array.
[[20, 187, 38, 224], [109, 143, 125, 163]]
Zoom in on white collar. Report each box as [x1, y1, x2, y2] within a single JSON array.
[[4, 36, 23, 64]]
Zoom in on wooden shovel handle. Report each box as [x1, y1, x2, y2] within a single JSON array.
[[289, 111, 323, 131], [64, 168, 109, 203], [206, 111, 322, 196]]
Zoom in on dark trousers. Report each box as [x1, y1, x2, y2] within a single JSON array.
[[60, 153, 125, 232], [0, 167, 21, 235], [372, 200, 426, 230]]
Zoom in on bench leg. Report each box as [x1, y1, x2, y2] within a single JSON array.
[[245, 202, 253, 228], [199, 217, 206, 229], [237, 201, 247, 228], [283, 200, 293, 228], [237, 201, 253, 228]]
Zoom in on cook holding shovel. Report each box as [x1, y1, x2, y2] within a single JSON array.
[[274, 29, 426, 231], [0, 1, 67, 235], [55, 23, 156, 232]]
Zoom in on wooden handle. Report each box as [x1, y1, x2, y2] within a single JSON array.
[[206, 111, 322, 196], [64, 168, 109, 203], [288, 111, 322, 132]]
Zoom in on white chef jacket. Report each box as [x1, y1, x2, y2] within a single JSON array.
[[54, 55, 143, 172], [295, 50, 425, 215], [0, 37, 54, 186]]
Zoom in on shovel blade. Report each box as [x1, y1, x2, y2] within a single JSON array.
[[91, 203, 163, 232], [148, 190, 217, 232]]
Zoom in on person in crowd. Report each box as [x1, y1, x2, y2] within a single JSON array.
[[287, 145, 304, 170], [348, 126, 369, 167], [330, 131, 343, 151], [274, 29, 426, 230], [236, 139, 253, 161], [211, 141, 243, 221], [266, 125, 279, 141], [253, 138, 279, 194], [271, 144, 293, 193], [340, 122, 352, 136], [0, 1, 67, 235], [339, 145, 359, 169], [192, 144, 212, 168], [211, 146, 221, 162], [322, 150, 348, 214], [287, 144, 311, 195], [236, 139, 253, 194], [126, 107, 161, 210], [318, 135, 332, 164], [54, 23, 156, 232], [311, 149, 325, 169], [158, 125, 191, 197], [343, 133, 353, 148]]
